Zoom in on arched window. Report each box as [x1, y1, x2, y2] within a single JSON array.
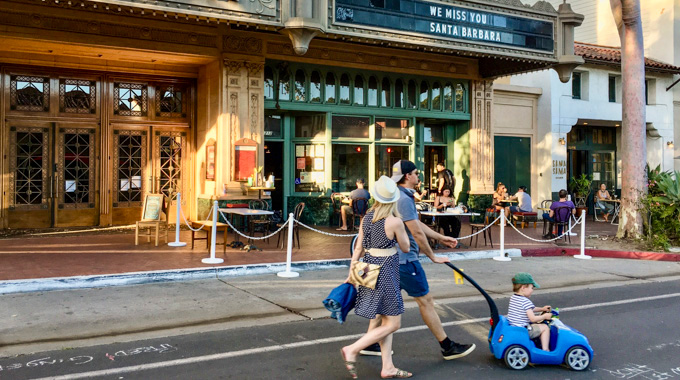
[[310, 71, 321, 103], [367, 76, 378, 106], [419, 81, 429, 109], [354, 75, 365, 105], [294, 69, 306, 102], [431, 82, 441, 110], [278, 69, 291, 101], [380, 78, 391, 107], [325, 73, 336, 103], [395, 79, 404, 108], [444, 83, 453, 111], [407, 80, 417, 109], [339, 74, 350, 104], [264, 66, 274, 100], [455, 83, 465, 112]]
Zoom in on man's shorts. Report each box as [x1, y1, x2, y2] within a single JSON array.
[[399, 260, 430, 297], [527, 323, 543, 339]]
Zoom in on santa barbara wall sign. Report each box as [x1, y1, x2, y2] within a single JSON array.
[[334, 0, 554, 53]]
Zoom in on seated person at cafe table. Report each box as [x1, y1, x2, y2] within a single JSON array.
[[541, 189, 575, 238], [337, 178, 371, 231], [433, 187, 461, 238], [492, 182, 509, 212], [595, 183, 615, 222], [413, 178, 428, 202], [506, 186, 533, 216]]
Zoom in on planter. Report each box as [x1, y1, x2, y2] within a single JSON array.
[[575, 206, 587, 217]]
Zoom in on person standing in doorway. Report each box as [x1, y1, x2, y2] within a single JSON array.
[[361, 160, 476, 360], [436, 162, 455, 197]]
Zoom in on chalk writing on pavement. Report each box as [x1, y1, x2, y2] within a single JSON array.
[[602, 364, 680, 380]]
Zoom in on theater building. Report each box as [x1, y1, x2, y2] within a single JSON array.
[[0, 0, 582, 228]]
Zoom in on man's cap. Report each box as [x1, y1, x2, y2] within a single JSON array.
[[372, 176, 400, 204], [391, 160, 417, 182], [512, 272, 540, 288], [355, 178, 365, 184]]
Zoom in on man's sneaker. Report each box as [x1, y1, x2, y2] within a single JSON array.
[[359, 343, 393, 356], [442, 342, 476, 360]]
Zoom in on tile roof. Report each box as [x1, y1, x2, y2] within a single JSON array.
[[575, 42, 680, 74]]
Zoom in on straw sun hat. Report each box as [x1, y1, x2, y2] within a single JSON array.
[[372, 176, 400, 204]]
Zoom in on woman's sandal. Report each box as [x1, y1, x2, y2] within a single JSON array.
[[341, 349, 358, 379], [381, 368, 413, 379]]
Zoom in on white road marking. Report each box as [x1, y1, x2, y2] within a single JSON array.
[[32, 291, 680, 380]]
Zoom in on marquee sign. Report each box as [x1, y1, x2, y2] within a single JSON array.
[[334, 0, 554, 52]]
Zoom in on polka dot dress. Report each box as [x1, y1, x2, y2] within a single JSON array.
[[355, 210, 405, 319]]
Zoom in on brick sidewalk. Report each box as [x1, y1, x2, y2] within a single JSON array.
[[0, 219, 618, 281]]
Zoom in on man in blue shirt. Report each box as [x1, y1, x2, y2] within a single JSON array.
[[337, 178, 371, 231], [360, 160, 476, 360]]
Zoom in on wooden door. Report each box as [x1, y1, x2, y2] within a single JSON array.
[[152, 128, 188, 225], [53, 123, 99, 227], [6, 122, 53, 228], [111, 126, 149, 225]]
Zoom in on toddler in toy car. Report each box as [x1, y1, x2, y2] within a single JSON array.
[[507, 272, 553, 351]]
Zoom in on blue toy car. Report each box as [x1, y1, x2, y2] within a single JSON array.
[[488, 315, 593, 370], [438, 263, 594, 371]]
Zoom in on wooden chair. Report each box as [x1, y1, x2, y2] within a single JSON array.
[[190, 220, 229, 253], [189, 198, 229, 253], [135, 194, 170, 247], [277, 202, 305, 249], [540, 200, 554, 236]]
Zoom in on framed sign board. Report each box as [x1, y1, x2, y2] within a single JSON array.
[[206, 139, 216, 180], [234, 138, 257, 181], [141, 194, 165, 221]]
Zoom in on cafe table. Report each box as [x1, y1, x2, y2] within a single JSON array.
[[419, 211, 480, 249], [218, 208, 274, 241], [248, 186, 275, 200], [601, 199, 621, 225]]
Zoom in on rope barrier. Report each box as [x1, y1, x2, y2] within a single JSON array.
[[505, 213, 585, 243], [455, 214, 502, 240], [217, 209, 290, 240], [295, 220, 359, 237], [179, 202, 213, 232]]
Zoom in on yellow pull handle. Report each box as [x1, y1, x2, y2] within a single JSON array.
[[453, 268, 464, 285]]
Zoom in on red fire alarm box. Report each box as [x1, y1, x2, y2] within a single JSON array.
[[234, 138, 257, 181]]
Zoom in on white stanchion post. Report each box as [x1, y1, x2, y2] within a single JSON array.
[[494, 209, 511, 262], [278, 213, 300, 278], [168, 192, 187, 247], [202, 201, 224, 264], [574, 210, 591, 260]]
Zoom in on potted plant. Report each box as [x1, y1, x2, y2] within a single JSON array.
[[569, 174, 592, 211]]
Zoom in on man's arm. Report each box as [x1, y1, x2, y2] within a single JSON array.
[[403, 219, 450, 264], [437, 178, 444, 194]]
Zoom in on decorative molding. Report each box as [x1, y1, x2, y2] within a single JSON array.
[[531, 1, 557, 13], [267, 41, 470, 76], [229, 92, 239, 182], [223, 35, 263, 55], [225, 60, 243, 75], [0, 9, 217, 48], [250, 93, 259, 140], [244, 62, 264, 76], [470, 80, 494, 193]]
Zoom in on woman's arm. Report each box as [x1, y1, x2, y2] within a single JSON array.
[[345, 218, 366, 283], [434, 196, 442, 209], [385, 216, 410, 252]]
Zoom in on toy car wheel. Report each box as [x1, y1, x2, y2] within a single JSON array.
[[504, 345, 530, 370], [565, 346, 591, 371]]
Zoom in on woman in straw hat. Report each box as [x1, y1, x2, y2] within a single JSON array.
[[341, 176, 412, 379]]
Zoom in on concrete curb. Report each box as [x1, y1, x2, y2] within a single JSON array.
[[0, 249, 521, 295], [523, 247, 680, 261]]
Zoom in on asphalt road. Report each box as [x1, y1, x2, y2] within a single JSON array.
[[2, 279, 680, 380]]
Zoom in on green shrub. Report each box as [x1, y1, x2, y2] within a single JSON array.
[[641, 168, 680, 251]]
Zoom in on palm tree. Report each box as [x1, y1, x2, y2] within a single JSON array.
[[610, 0, 646, 238]]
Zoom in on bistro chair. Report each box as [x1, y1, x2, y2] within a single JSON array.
[[540, 200, 554, 236], [351, 197, 369, 231], [249, 199, 272, 243], [548, 206, 572, 243], [277, 202, 305, 249], [469, 219, 493, 248]]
